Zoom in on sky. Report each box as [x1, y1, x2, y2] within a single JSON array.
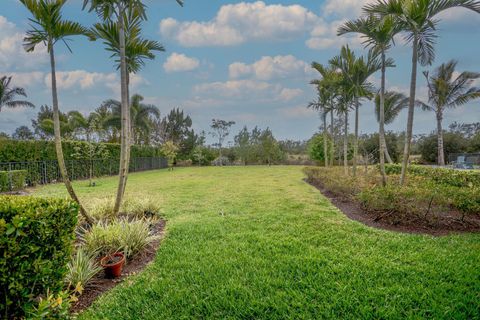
[[1, 0, 480, 143]]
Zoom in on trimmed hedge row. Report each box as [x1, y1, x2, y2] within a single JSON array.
[[0, 196, 78, 318], [0, 170, 27, 192], [383, 164, 480, 188], [0, 139, 163, 162]]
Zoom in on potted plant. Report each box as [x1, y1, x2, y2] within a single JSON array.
[[100, 252, 125, 278]]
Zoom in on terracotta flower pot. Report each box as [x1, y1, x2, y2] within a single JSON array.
[[100, 252, 125, 278]]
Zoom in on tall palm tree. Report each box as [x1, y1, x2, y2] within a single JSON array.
[[374, 90, 409, 163], [83, 0, 182, 215], [330, 46, 383, 177], [0, 76, 35, 112], [21, 0, 93, 224], [338, 14, 398, 185], [418, 60, 480, 165], [311, 63, 342, 167], [365, 0, 480, 184]]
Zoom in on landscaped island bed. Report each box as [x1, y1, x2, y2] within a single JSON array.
[[31, 166, 480, 319]]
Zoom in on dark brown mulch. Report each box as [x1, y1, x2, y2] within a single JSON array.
[[70, 219, 166, 314], [305, 178, 480, 236]]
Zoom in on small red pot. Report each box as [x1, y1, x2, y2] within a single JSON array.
[[100, 252, 125, 278]]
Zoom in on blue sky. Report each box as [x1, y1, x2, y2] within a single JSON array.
[[1, 0, 480, 143]]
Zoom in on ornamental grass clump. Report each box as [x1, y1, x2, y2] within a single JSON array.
[[81, 218, 156, 259], [64, 248, 102, 289]]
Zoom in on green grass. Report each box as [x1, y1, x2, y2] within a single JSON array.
[[32, 166, 480, 319]]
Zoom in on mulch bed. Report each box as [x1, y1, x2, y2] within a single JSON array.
[[70, 219, 166, 314], [306, 178, 480, 236]]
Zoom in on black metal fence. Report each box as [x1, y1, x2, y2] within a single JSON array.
[[0, 157, 168, 186]]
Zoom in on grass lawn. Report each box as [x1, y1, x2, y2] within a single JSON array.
[[32, 166, 480, 319]]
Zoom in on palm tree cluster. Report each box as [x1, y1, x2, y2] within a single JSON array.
[[309, 0, 480, 185], [29, 94, 160, 144], [19, 0, 183, 222]]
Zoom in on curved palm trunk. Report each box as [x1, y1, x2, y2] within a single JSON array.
[[343, 110, 349, 175], [330, 110, 335, 166], [379, 50, 388, 185], [323, 111, 328, 167], [114, 7, 131, 215], [436, 109, 445, 166], [384, 144, 394, 164], [400, 35, 419, 185], [49, 45, 93, 224], [353, 99, 359, 177]]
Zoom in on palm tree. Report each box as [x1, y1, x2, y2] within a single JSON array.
[[311, 63, 342, 167], [102, 94, 160, 144], [21, 0, 93, 224], [0, 76, 35, 112], [68, 110, 101, 142], [338, 14, 398, 185], [308, 86, 330, 167], [365, 0, 480, 185], [83, 0, 182, 215], [418, 60, 480, 165], [330, 46, 383, 177], [374, 91, 409, 163]]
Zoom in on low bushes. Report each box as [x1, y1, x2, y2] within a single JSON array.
[[0, 170, 27, 192], [304, 166, 480, 222], [383, 164, 480, 188], [0, 196, 78, 318]]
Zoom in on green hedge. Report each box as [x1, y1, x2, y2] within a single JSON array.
[[0, 196, 78, 318], [383, 164, 480, 188], [0, 170, 27, 192], [0, 139, 163, 162]]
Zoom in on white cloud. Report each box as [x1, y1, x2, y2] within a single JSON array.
[[306, 19, 364, 50], [163, 53, 200, 73], [322, 0, 374, 18], [279, 88, 304, 101], [280, 105, 317, 119], [5, 72, 45, 88], [45, 70, 117, 90], [0, 16, 48, 70], [43, 70, 146, 97], [194, 79, 279, 98], [159, 1, 318, 47], [229, 55, 313, 80]]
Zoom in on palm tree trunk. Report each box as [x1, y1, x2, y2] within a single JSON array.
[[343, 110, 349, 175], [436, 108, 445, 166], [400, 35, 419, 185], [49, 44, 93, 224], [113, 5, 130, 215], [353, 98, 359, 177], [121, 72, 131, 197], [384, 144, 394, 164], [330, 110, 335, 166], [379, 50, 388, 186], [323, 111, 328, 167]]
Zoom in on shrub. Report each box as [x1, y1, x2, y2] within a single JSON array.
[[0, 170, 27, 192], [81, 218, 156, 259], [0, 196, 78, 318], [307, 134, 333, 164], [383, 164, 480, 188], [305, 166, 480, 220], [64, 248, 102, 289], [0, 139, 163, 163]]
